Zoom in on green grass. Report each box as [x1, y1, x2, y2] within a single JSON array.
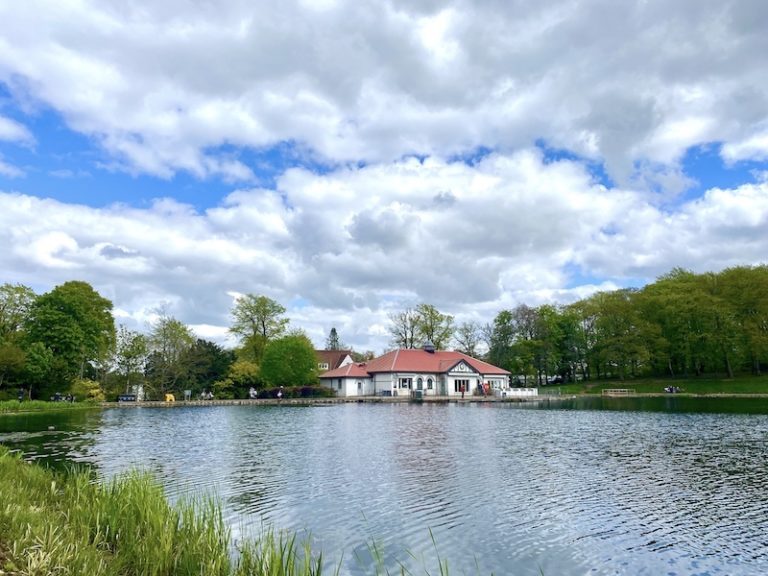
[[548, 374, 768, 396], [0, 446, 329, 575], [0, 448, 479, 576], [0, 399, 98, 415]]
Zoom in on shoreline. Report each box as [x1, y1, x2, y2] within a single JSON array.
[[99, 392, 768, 409], [5, 392, 768, 417]]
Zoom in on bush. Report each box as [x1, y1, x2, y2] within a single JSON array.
[[69, 378, 105, 402], [261, 385, 335, 399]]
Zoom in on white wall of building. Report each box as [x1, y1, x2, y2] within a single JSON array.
[[323, 371, 510, 397]]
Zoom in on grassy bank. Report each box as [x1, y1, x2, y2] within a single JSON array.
[[0, 447, 327, 576], [548, 374, 768, 396], [0, 448, 470, 576], [0, 399, 98, 415]]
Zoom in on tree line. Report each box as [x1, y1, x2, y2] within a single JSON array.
[[0, 285, 322, 401], [1, 265, 766, 400], [388, 266, 768, 383]]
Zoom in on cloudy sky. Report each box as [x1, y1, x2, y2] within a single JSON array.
[[1, 0, 767, 353]]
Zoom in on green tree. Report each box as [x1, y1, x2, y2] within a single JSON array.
[[0, 341, 25, 388], [180, 339, 234, 395], [415, 304, 454, 350], [145, 313, 195, 397], [21, 342, 54, 398], [718, 265, 768, 375], [388, 304, 455, 350], [114, 326, 148, 394], [325, 327, 342, 350], [0, 283, 36, 342], [488, 310, 516, 372], [214, 359, 261, 399], [25, 281, 115, 386], [260, 332, 318, 387], [230, 294, 288, 342], [640, 268, 725, 377], [589, 289, 650, 380]]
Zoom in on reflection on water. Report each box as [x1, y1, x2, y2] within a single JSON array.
[[2, 399, 768, 575]]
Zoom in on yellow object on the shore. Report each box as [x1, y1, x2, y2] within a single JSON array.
[[164, 393, 175, 402]]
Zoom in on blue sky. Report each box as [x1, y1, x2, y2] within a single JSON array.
[[1, 0, 767, 352]]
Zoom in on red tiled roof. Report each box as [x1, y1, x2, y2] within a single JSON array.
[[320, 362, 370, 379], [316, 349, 352, 370], [362, 349, 509, 376]]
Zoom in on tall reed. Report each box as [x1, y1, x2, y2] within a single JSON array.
[[0, 448, 484, 575]]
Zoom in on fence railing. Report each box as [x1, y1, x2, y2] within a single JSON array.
[[601, 388, 636, 396]]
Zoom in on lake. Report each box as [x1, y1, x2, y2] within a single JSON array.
[[2, 397, 768, 575]]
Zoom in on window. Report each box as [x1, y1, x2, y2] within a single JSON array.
[[417, 377, 423, 390], [427, 378, 433, 390], [319, 362, 329, 370], [399, 377, 412, 389], [357, 381, 362, 390], [337, 379, 342, 390], [454, 379, 470, 393]]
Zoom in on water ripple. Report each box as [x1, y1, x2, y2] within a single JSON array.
[[3, 401, 768, 574]]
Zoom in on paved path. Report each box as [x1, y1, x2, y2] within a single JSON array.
[[101, 395, 556, 408]]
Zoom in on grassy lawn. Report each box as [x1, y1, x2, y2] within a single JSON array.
[[547, 374, 768, 396], [0, 399, 98, 415]]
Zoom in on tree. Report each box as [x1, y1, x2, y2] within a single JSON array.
[[180, 339, 235, 394], [0, 341, 25, 388], [454, 321, 482, 357], [487, 310, 516, 372], [260, 332, 319, 387], [25, 281, 115, 384], [230, 294, 289, 361], [230, 294, 288, 342], [415, 304, 454, 350], [388, 304, 455, 350], [214, 359, 261, 399], [21, 342, 54, 398], [589, 290, 649, 380], [640, 268, 723, 378], [0, 283, 36, 342], [146, 313, 195, 397], [326, 327, 342, 350], [718, 265, 768, 375], [114, 325, 148, 393], [388, 308, 420, 349]]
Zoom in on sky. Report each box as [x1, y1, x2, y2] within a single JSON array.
[[1, 0, 768, 354]]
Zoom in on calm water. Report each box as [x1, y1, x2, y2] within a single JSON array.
[[3, 398, 768, 575]]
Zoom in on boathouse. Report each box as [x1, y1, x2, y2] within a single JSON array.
[[320, 344, 510, 397]]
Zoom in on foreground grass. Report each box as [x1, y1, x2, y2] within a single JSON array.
[[1, 448, 477, 576], [548, 374, 768, 396], [0, 399, 98, 415], [0, 447, 329, 576]]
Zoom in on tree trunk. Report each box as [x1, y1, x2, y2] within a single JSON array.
[[723, 351, 734, 379]]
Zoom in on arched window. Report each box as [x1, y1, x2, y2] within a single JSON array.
[[427, 378, 433, 390], [417, 377, 423, 390]]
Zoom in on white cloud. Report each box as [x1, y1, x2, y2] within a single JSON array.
[[722, 128, 768, 163], [1, 0, 768, 353], [2, 151, 767, 352], [0, 156, 24, 178], [0, 115, 34, 144], [1, 1, 767, 186]]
